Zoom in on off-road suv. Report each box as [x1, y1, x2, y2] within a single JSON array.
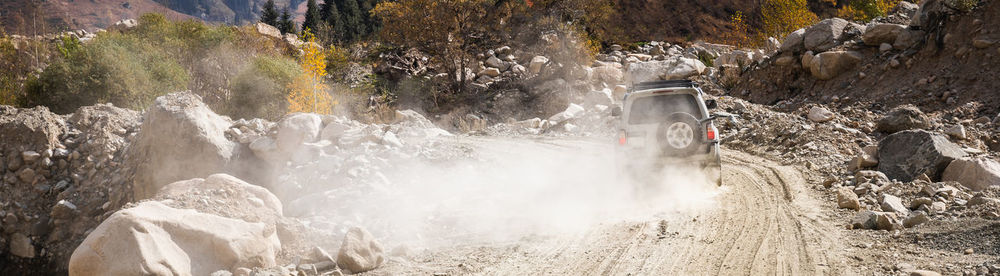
[[615, 80, 724, 186]]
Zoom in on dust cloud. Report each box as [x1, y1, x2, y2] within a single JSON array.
[[301, 137, 722, 250]]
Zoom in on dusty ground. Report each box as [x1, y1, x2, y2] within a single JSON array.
[[360, 138, 852, 275]]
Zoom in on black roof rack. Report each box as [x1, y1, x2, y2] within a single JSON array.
[[631, 80, 699, 91]]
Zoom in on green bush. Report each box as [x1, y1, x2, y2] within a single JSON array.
[[228, 56, 301, 120], [26, 32, 189, 113]]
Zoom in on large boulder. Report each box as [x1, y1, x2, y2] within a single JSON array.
[[153, 174, 283, 222], [780, 28, 807, 53], [876, 105, 931, 133], [254, 22, 282, 39], [69, 201, 280, 276], [941, 157, 1000, 191], [863, 23, 906, 46], [336, 227, 385, 273], [804, 18, 850, 52], [878, 130, 967, 182], [130, 92, 237, 200], [808, 51, 862, 80]]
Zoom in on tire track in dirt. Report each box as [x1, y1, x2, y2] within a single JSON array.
[[368, 140, 848, 275]]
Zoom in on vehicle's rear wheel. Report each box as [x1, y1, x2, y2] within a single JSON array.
[[657, 113, 703, 156]]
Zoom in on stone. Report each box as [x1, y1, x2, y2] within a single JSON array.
[[155, 174, 283, 220], [10, 232, 35, 258], [863, 23, 906, 46], [69, 201, 280, 276], [254, 23, 282, 39], [485, 56, 510, 71], [612, 85, 628, 100], [625, 57, 705, 83], [547, 104, 585, 124], [972, 39, 996, 49], [943, 124, 966, 140], [276, 113, 322, 152], [336, 227, 384, 273], [855, 170, 890, 185], [16, 167, 35, 183], [780, 28, 807, 53], [850, 211, 878, 229], [910, 197, 934, 209], [877, 105, 931, 133], [21, 151, 40, 162], [968, 195, 1000, 206], [878, 130, 967, 182], [880, 43, 893, 52], [875, 212, 901, 231], [130, 92, 238, 200], [50, 199, 79, 219], [804, 18, 850, 52], [809, 51, 863, 80], [592, 65, 624, 84], [480, 67, 501, 77], [837, 188, 861, 210], [320, 119, 354, 141], [941, 157, 1000, 191], [510, 64, 527, 74], [775, 56, 796, 66], [808, 106, 835, 122], [881, 194, 910, 215]]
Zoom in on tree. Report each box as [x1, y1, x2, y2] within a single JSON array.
[[279, 7, 297, 34], [287, 31, 334, 114], [761, 0, 818, 39], [374, 0, 502, 94], [340, 0, 366, 42], [320, 0, 344, 42], [302, 0, 322, 33], [260, 0, 280, 26]]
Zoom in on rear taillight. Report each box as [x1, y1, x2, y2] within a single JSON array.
[[706, 127, 716, 140], [618, 130, 627, 145]]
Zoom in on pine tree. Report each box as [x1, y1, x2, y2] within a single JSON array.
[[260, 0, 280, 26], [321, 0, 344, 41], [279, 7, 297, 34], [302, 0, 322, 34], [358, 0, 379, 37], [340, 0, 364, 41]]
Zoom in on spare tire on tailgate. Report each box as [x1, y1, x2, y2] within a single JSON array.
[[657, 112, 702, 156]]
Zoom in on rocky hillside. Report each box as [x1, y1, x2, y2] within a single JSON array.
[[0, 0, 195, 33]]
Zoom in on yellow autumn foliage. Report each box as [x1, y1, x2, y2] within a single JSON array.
[[287, 31, 334, 114], [761, 0, 819, 39]]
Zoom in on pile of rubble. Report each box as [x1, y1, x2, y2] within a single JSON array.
[[0, 91, 471, 275]]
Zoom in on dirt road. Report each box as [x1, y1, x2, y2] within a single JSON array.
[[368, 137, 850, 275]]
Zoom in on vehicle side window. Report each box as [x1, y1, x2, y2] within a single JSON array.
[[627, 94, 702, 124]]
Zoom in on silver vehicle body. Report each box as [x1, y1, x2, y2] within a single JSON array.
[[617, 80, 722, 183]]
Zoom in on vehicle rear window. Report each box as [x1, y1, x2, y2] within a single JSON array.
[[627, 94, 702, 124]]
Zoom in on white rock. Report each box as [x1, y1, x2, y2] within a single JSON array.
[[529, 56, 549, 74], [130, 92, 237, 200], [254, 23, 282, 39], [337, 227, 385, 273], [547, 104, 585, 123], [69, 201, 280, 276], [943, 124, 966, 140], [276, 113, 322, 151], [808, 106, 835, 122], [942, 157, 1000, 191]]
